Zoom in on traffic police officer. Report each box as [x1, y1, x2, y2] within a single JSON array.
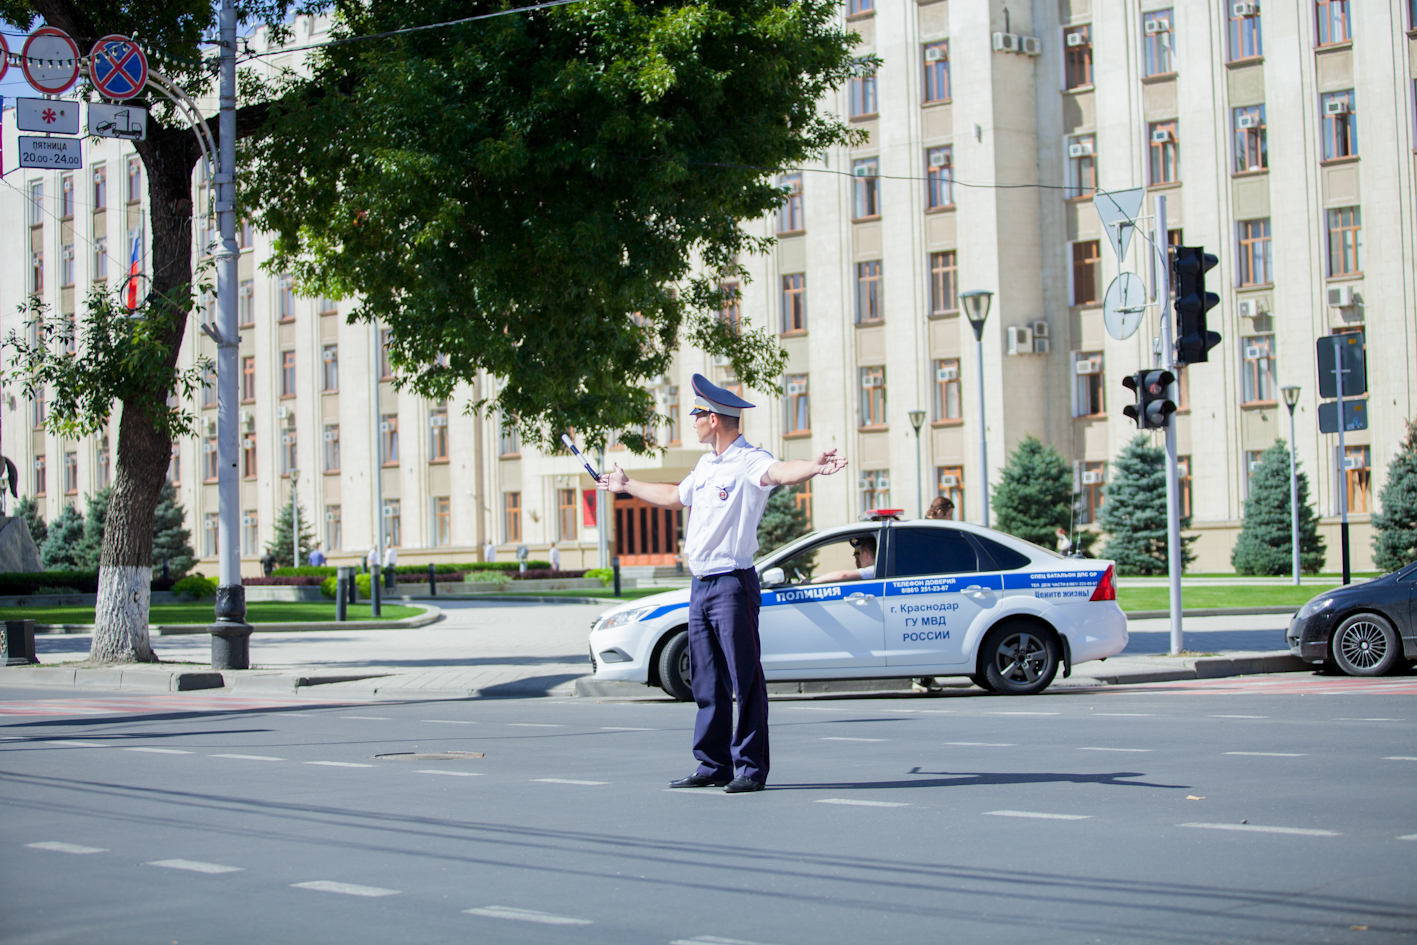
[[600, 374, 848, 793]]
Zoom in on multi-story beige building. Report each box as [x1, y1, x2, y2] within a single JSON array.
[[3, 1, 1413, 575]]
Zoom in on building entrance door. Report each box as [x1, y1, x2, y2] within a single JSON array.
[[614, 495, 682, 565]]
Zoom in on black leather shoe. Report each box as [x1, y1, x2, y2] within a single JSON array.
[[724, 777, 765, 793], [669, 772, 732, 788]]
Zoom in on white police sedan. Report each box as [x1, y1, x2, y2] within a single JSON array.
[[588, 516, 1127, 698]]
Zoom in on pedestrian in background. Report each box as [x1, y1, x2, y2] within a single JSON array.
[[307, 543, 326, 567], [926, 496, 954, 520], [549, 544, 561, 573], [261, 551, 275, 576], [383, 545, 398, 590], [484, 540, 496, 563]]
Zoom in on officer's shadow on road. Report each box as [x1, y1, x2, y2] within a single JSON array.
[[774, 767, 1189, 791]]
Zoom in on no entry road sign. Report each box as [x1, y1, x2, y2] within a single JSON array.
[[22, 27, 81, 95], [90, 35, 149, 101]]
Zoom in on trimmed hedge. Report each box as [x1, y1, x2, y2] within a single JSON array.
[[242, 576, 325, 586], [271, 561, 554, 578], [513, 569, 588, 580], [0, 570, 101, 595]]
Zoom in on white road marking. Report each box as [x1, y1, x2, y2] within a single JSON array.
[[211, 754, 284, 761], [815, 798, 909, 808], [821, 737, 885, 742], [1178, 822, 1339, 837], [1383, 756, 1417, 761], [340, 716, 391, 721], [947, 741, 1015, 747], [1336, 718, 1400, 722], [601, 726, 655, 731], [1095, 713, 1155, 717], [423, 719, 477, 725], [146, 859, 245, 874], [985, 810, 1092, 821], [464, 906, 592, 925], [44, 740, 107, 747], [533, 778, 607, 785], [1211, 715, 1267, 719], [304, 761, 374, 768], [27, 841, 106, 854], [507, 723, 563, 728], [292, 880, 399, 897], [1225, 751, 1307, 757], [1398, 834, 1417, 841], [987, 711, 1059, 716], [1077, 747, 1153, 753], [671, 938, 783, 945], [417, 770, 484, 777], [123, 747, 193, 755]]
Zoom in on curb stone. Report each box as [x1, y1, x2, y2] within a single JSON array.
[[30, 605, 443, 636]]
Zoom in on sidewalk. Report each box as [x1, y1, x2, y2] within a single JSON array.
[[0, 599, 1310, 699]]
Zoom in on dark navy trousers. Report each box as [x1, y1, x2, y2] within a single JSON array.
[[688, 569, 769, 783]]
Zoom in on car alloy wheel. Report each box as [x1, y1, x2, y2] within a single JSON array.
[[981, 621, 1059, 695], [1331, 613, 1400, 677]]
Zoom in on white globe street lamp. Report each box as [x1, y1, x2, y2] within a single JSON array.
[[960, 290, 994, 527]]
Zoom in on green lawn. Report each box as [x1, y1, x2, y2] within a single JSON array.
[[1118, 585, 1336, 613], [490, 587, 670, 601], [0, 602, 422, 625]]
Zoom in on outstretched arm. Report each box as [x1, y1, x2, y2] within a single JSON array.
[[597, 463, 685, 509], [762, 449, 849, 487]]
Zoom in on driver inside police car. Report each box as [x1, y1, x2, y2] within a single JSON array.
[[810, 535, 876, 584]]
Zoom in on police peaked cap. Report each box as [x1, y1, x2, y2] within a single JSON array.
[[690, 373, 755, 418]]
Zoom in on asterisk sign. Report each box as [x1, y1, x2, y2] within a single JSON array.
[[41, 108, 57, 124]]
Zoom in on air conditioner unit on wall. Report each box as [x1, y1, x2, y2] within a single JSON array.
[[1034, 338, 1051, 354], [935, 365, 958, 382], [1032, 320, 1050, 338], [852, 164, 876, 178], [1343, 454, 1364, 470], [1244, 345, 1264, 361], [323, 430, 336, 441], [1151, 129, 1172, 143], [278, 406, 290, 419], [1236, 114, 1259, 129], [1075, 358, 1100, 375], [1232, 2, 1258, 16], [238, 410, 251, 424], [939, 474, 958, 487], [280, 434, 295, 445], [992, 32, 1018, 52], [242, 438, 256, 449], [1068, 141, 1094, 158], [430, 416, 448, 427], [928, 150, 949, 167], [785, 382, 805, 395], [712, 354, 731, 366], [1145, 18, 1170, 33], [379, 421, 394, 432], [325, 511, 336, 521], [861, 375, 883, 389], [1081, 471, 1103, 485], [203, 442, 217, 453], [1021, 36, 1042, 56], [322, 349, 336, 362], [1066, 32, 1085, 47], [1327, 285, 1355, 308], [1324, 99, 1349, 116], [1237, 299, 1260, 319], [925, 46, 945, 62], [1249, 461, 1263, 473], [204, 418, 217, 435], [1006, 326, 1034, 356]]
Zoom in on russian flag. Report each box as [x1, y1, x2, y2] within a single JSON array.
[[124, 227, 142, 310]]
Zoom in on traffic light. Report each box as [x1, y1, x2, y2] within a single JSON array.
[[1172, 246, 1221, 365], [1122, 369, 1177, 429]]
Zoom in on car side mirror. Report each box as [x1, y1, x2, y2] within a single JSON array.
[[760, 567, 786, 587]]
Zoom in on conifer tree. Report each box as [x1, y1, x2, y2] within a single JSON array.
[[1371, 418, 1417, 572], [266, 495, 317, 569], [73, 487, 112, 572], [13, 495, 46, 549], [992, 436, 1096, 553], [1231, 439, 1326, 575], [40, 503, 86, 571], [152, 481, 197, 581], [1099, 435, 1197, 575], [757, 485, 812, 556]]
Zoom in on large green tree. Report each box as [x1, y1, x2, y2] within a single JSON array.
[[246, 0, 864, 452], [1372, 418, 1417, 572], [1231, 440, 1326, 575], [992, 436, 1096, 554], [265, 494, 316, 569], [40, 503, 86, 571], [13, 495, 47, 549], [73, 486, 111, 571], [1099, 435, 1196, 576], [757, 485, 811, 556]]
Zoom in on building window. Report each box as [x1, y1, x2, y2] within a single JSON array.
[[1079, 462, 1106, 524], [1142, 9, 1174, 76], [167, 444, 180, 485], [558, 488, 578, 541], [1320, 90, 1356, 160], [503, 492, 522, 543], [202, 363, 217, 407], [1233, 105, 1267, 172], [432, 496, 452, 547], [929, 251, 958, 316], [93, 166, 106, 209], [239, 218, 254, 250], [1064, 25, 1092, 89], [1075, 351, 1105, 417], [28, 180, 43, 226], [925, 147, 953, 209], [855, 260, 883, 324], [127, 157, 142, 203], [242, 433, 257, 479], [32, 387, 47, 429], [60, 175, 74, 218], [1072, 240, 1101, 306], [383, 498, 402, 548], [718, 281, 741, 332], [323, 423, 340, 472], [1177, 455, 1192, 519], [1345, 445, 1370, 513], [1241, 334, 1277, 404], [324, 504, 342, 551], [277, 274, 295, 322], [499, 417, 520, 457], [858, 469, 890, 511], [1327, 206, 1362, 276], [31, 252, 44, 293], [852, 157, 880, 219], [1066, 134, 1096, 199], [98, 441, 111, 488], [62, 452, 78, 494], [204, 436, 220, 481], [794, 481, 814, 527], [241, 510, 259, 555], [317, 344, 337, 391], [93, 237, 108, 280], [936, 466, 963, 519], [1148, 120, 1178, 184], [859, 365, 887, 428], [781, 273, 807, 334], [381, 414, 399, 464], [239, 280, 254, 327], [34, 456, 46, 495], [849, 68, 878, 119], [241, 356, 256, 403], [281, 350, 296, 398], [847, 0, 872, 14], [429, 405, 449, 461], [203, 512, 219, 557], [1245, 449, 1265, 496], [665, 386, 680, 445], [784, 373, 810, 434], [1237, 218, 1272, 286], [1316, 0, 1350, 46], [777, 173, 803, 233], [932, 359, 961, 422], [59, 244, 75, 288], [922, 41, 950, 103], [317, 296, 337, 315], [1228, 4, 1262, 60], [379, 328, 394, 379], [281, 420, 298, 476]]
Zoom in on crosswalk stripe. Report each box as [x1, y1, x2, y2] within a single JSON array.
[[292, 880, 399, 897], [986, 810, 1091, 820], [146, 859, 244, 874], [1178, 822, 1339, 837], [464, 906, 591, 925], [27, 841, 107, 854]]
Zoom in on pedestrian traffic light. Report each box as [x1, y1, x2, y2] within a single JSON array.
[[1172, 246, 1221, 365], [1122, 369, 1176, 429]]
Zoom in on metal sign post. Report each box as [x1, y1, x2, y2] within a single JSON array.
[[1333, 336, 1350, 585], [1156, 195, 1184, 655]]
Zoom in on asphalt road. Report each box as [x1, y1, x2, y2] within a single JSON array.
[[1, 678, 1414, 944]]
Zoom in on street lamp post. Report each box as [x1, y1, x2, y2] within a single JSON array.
[[290, 467, 301, 567], [959, 290, 994, 527], [908, 409, 927, 519], [1282, 385, 1301, 586]]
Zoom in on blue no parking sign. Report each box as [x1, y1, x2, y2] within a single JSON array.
[[90, 35, 148, 101]]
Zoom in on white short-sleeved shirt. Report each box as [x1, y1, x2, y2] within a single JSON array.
[[678, 436, 778, 576]]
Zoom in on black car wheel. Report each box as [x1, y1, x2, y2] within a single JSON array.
[[981, 622, 1059, 695], [656, 629, 694, 701], [1330, 612, 1401, 677]]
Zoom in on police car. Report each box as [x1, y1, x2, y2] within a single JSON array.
[[588, 512, 1127, 698]]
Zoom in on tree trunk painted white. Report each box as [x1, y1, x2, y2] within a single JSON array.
[[90, 565, 157, 663]]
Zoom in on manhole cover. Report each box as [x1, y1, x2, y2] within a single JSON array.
[[373, 751, 485, 761]]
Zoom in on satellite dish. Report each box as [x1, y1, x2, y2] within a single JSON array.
[[1103, 273, 1148, 341]]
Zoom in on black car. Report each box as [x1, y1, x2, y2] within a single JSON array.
[[1287, 561, 1417, 676]]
